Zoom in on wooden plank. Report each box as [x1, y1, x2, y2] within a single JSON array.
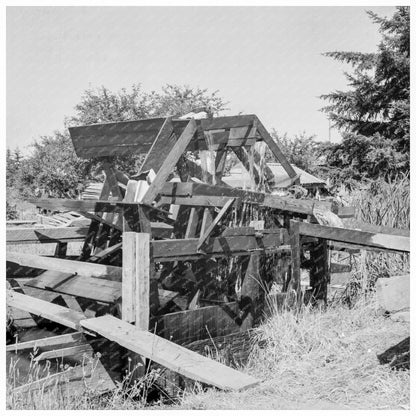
[[88, 242, 122, 262], [140, 116, 175, 173], [233, 147, 261, 185], [309, 239, 329, 302], [185, 207, 200, 238], [80, 315, 260, 391], [6, 332, 84, 352], [158, 195, 236, 208], [141, 119, 197, 205], [297, 222, 410, 253], [34, 344, 91, 362], [122, 232, 150, 327], [6, 226, 89, 245], [7, 252, 122, 280], [68, 118, 189, 158], [347, 221, 409, 237], [25, 274, 121, 304], [214, 148, 227, 185], [7, 290, 86, 331], [197, 198, 235, 251], [289, 220, 301, 304], [255, 116, 299, 183], [151, 230, 290, 261]]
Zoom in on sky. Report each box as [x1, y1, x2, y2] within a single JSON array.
[[6, 5, 397, 154]]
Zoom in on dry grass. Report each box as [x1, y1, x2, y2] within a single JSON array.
[[177, 296, 410, 410]]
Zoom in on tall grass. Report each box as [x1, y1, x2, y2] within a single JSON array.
[[339, 175, 409, 301]]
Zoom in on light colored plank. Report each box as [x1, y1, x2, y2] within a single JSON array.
[[7, 290, 86, 331], [80, 315, 260, 391], [7, 332, 84, 352], [7, 252, 122, 281]]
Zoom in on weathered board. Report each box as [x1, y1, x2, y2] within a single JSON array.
[[297, 221, 410, 253], [7, 290, 86, 331], [80, 315, 260, 391], [6, 226, 89, 245]]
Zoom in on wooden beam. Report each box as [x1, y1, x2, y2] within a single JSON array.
[[7, 290, 86, 331], [25, 274, 121, 304], [80, 315, 260, 391], [7, 252, 122, 280], [141, 119, 197, 205], [34, 344, 91, 362], [6, 226, 89, 245], [6, 332, 84, 352], [197, 198, 235, 251], [151, 229, 290, 261], [122, 232, 150, 328], [297, 221, 410, 253], [289, 220, 301, 305], [232, 147, 261, 185], [140, 116, 175, 173], [254, 116, 299, 183]]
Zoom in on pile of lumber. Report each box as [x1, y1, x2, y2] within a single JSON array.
[[6, 114, 410, 397]]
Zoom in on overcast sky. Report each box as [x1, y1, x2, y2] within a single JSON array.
[[7, 6, 396, 154]]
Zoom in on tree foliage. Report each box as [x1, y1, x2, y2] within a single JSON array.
[[8, 84, 228, 201], [321, 6, 410, 185]]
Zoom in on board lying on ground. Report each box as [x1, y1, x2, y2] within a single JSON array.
[[80, 314, 260, 391]]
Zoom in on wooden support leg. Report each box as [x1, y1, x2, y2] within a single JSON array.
[[54, 242, 68, 258], [309, 239, 329, 304], [289, 220, 302, 307], [240, 252, 261, 326], [122, 232, 150, 380]]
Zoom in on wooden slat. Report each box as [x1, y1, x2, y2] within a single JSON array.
[[7, 252, 122, 280], [34, 344, 91, 362], [289, 220, 301, 304], [7, 290, 86, 331], [122, 232, 150, 327], [80, 315, 260, 391], [6, 226, 89, 245], [141, 119, 197, 205], [151, 230, 290, 261], [197, 198, 235, 251], [25, 274, 121, 303], [139, 116, 175, 173], [255, 116, 299, 183], [297, 221, 410, 253], [7, 332, 84, 352]]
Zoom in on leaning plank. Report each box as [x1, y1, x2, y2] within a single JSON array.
[[80, 315, 260, 391], [7, 252, 122, 281], [6, 226, 89, 245], [7, 332, 84, 352], [141, 119, 197, 205], [297, 222, 410, 253], [197, 198, 235, 251], [34, 344, 92, 362], [7, 291, 86, 331], [255, 117, 299, 183]]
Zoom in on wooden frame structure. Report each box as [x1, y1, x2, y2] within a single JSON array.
[[6, 114, 410, 395]]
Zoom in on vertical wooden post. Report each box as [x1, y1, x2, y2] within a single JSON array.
[[309, 238, 329, 304], [289, 220, 301, 307], [122, 232, 150, 328], [122, 232, 150, 380]]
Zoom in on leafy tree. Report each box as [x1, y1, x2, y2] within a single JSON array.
[[321, 6, 410, 185], [11, 84, 228, 200]]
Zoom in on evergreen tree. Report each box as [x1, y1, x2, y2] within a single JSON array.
[[321, 6, 409, 184]]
